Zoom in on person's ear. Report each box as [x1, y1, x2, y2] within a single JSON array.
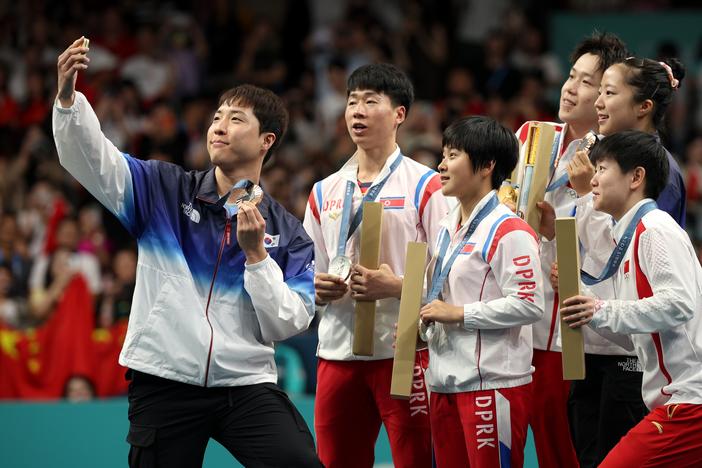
[[261, 132, 276, 152], [638, 99, 654, 119], [395, 106, 406, 126], [481, 160, 496, 179], [630, 166, 646, 191]]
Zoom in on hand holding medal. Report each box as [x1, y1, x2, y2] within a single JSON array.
[[328, 255, 352, 281], [231, 179, 266, 264], [566, 130, 599, 196], [315, 254, 352, 306], [230, 180, 263, 207]]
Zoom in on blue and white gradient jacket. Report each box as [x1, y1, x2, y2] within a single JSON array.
[[53, 92, 315, 387]]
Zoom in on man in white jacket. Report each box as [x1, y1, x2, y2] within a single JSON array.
[[303, 63, 448, 468], [561, 131, 702, 467], [54, 38, 321, 468]]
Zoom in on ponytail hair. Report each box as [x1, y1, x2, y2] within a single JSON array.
[[620, 57, 686, 130]]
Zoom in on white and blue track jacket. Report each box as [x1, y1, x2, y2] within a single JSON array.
[[419, 192, 544, 393], [53, 92, 315, 387], [303, 148, 449, 360]]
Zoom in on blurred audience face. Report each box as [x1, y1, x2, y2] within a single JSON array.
[[0, 215, 17, 246], [113, 249, 137, 284], [149, 104, 179, 141], [0, 265, 11, 297], [594, 63, 641, 136], [64, 375, 96, 402], [28, 181, 55, 214], [55, 219, 79, 250], [687, 137, 702, 164], [446, 68, 475, 99], [78, 206, 101, 235], [558, 53, 601, 130], [50, 248, 73, 278]]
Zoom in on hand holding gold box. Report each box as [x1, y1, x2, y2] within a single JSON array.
[[511, 122, 557, 232]]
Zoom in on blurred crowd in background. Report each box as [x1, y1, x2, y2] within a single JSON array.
[[2, 0, 702, 399]]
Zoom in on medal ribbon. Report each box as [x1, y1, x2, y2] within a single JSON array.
[[581, 200, 657, 285], [335, 153, 403, 257], [427, 194, 500, 302]]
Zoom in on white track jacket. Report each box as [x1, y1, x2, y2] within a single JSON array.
[[53, 93, 315, 387], [517, 121, 631, 356], [589, 200, 702, 409], [420, 192, 544, 393], [303, 148, 449, 361]]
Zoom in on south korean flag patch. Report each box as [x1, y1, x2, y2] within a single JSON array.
[[263, 233, 280, 249]]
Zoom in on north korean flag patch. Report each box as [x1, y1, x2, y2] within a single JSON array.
[[379, 196, 405, 210], [461, 243, 476, 254]]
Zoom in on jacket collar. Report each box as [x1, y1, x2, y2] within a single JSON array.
[[612, 198, 654, 243], [439, 190, 497, 233], [337, 146, 402, 183]]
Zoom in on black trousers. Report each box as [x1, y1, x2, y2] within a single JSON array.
[[126, 370, 323, 468], [568, 354, 648, 468]]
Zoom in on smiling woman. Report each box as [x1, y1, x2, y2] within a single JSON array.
[[589, 57, 687, 227], [595, 58, 685, 137]]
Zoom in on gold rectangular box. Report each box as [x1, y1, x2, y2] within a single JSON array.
[[555, 217, 586, 380], [352, 202, 384, 356], [508, 122, 557, 232], [391, 242, 428, 399]]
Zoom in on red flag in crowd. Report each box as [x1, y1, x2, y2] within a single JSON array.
[[0, 275, 128, 399]]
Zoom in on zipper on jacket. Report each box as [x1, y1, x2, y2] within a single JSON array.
[[203, 216, 232, 386]]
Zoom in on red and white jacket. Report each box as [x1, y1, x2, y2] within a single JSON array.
[[303, 147, 449, 361], [589, 200, 702, 409], [517, 121, 630, 356], [420, 191, 544, 393]]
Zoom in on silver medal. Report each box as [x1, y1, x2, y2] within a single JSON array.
[[234, 183, 263, 206], [578, 130, 598, 154], [328, 255, 352, 280]]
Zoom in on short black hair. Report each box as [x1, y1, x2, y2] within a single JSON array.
[[589, 130, 669, 200], [619, 57, 686, 131], [218, 84, 289, 165], [570, 31, 629, 73], [346, 63, 414, 114], [442, 116, 519, 189]]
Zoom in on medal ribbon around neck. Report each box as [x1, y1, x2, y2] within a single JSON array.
[[581, 200, 657, 285], [427, 193, 499, 302], [335, 153, 403, 257], [546, 130, 598, 193]]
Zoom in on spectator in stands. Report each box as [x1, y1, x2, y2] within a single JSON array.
[[29, 217, 101, 310], [0, 262, 27, 327], [63, 374, 96, 402], [0, 213, 32, 298], [96, 248, 136, 328], [77, 204, 112, 269]]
